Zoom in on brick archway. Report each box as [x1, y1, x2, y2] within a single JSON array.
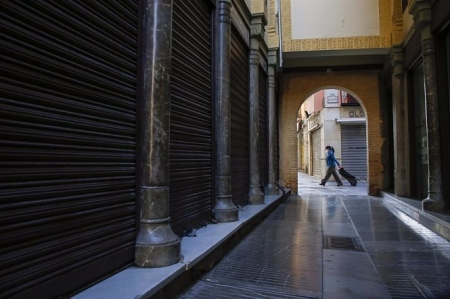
[[279, 70, 384, 195]]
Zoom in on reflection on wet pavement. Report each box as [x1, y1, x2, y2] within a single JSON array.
[[180, 194, 450, 299], [345, 197, 450, 299]]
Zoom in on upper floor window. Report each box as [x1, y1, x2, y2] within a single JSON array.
[[341, 91, 360, 106]]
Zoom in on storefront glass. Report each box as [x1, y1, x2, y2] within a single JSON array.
[[413, 63, 428, 199]]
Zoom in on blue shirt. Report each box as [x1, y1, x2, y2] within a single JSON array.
[[326, 150, 337, 167]]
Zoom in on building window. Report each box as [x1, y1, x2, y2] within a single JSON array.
[[341, 91, 360, 106]]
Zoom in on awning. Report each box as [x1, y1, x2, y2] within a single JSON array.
[[335, 117, 366, 124]]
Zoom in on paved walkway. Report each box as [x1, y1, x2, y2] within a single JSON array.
[[179, 175, 450, 299], [297, 171, 369, 197]]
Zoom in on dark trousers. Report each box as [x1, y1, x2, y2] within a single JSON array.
[[321, 166, 343, 185]]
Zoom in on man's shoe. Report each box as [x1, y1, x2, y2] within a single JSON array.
[[319, 182, 325, 186], [337, 184, 343, 187]]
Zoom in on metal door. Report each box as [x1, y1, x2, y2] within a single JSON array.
[[0, 1, 138, 298], [170, 0, 213, 236], [230, 26, 250, 206], [341, 125, 368, 180], [312, 130, 322, 177]]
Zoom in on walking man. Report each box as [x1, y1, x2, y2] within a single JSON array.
[[319, 145, 343, 186]]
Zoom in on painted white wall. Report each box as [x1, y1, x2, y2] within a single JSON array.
[[291, 0, 380, 39]]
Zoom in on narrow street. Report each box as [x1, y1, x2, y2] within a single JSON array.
[[179, 173, 450, 299]]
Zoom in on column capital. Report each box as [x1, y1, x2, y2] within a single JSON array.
[[389, 46, 404, 75], [250, 14, 267, 40], [217, 0, 232, 24], [268, 49, 278, 68], [409, 0, 432, 33]]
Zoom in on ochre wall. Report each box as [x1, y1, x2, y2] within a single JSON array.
[[279, 71, 384, 195]]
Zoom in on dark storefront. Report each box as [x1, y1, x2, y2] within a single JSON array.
[[0, 0, 279, 297], [230, 26, 250, 207], [259, 66, 269, 191], [1, 1, 138, 297], [433, 0, 450, 209], [169, 0, 214, 237]]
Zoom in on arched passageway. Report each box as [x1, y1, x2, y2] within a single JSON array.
[[297, 88, 369, 186], [279, 70, 385, 195]]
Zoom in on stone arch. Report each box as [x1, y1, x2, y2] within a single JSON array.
[[295, 86, 368, 118], [279, 70, 384, 195]]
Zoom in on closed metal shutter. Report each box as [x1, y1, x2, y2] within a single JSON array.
[[230, 27, 250, 206], [170, 0, 213, 236], [341, 125, 367, 180], [259, 67, 268, 190], [275, 89, 280, 181], [312, 130, 322, 177], [0, 1, 138, 298]]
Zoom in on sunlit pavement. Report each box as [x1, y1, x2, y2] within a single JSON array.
[[179, 174, 450, 298], [297, 171, 369, 197]]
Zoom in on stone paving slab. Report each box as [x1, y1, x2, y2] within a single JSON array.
[[298, 172, 369, 197], [181, 189, 450, 299]]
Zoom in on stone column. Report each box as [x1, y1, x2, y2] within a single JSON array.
[[410, 0, 445, 212], [248, 16, 265, 204], [135, 0, 181, 267], [266, 50, 279, 195], [213, 0, 239, 222], [390, 46, 408, 197]]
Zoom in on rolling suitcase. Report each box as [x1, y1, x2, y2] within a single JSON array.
[[338, 167, 358, 186]]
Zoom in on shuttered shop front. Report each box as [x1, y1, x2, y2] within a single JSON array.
[[341, 124, 367, 180], [275, 88, 280, 181], [170, 0, 213, 236], [259, 67, 268, 190], [312, 129, 322, 177], [230, 27, 250, 206], [0, 1, 138, 298]]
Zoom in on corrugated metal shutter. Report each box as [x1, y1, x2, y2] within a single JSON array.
[[170, 0, 213, 236], [341, 125, 367, 180], [275, 88, 280, 181], [230, 26, 250, 206], [312, 130, 322, 177], [259, 67, 268, 191], [0, 1, 138, 298]]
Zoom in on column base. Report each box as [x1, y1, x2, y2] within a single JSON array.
[[213, 194, 239, 222], [422, 195, 445, 213], [213, 207, 239, 222], [135, 224, 181, 268], [249, 186, 264, 204], [266, 182, 279, 195]]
